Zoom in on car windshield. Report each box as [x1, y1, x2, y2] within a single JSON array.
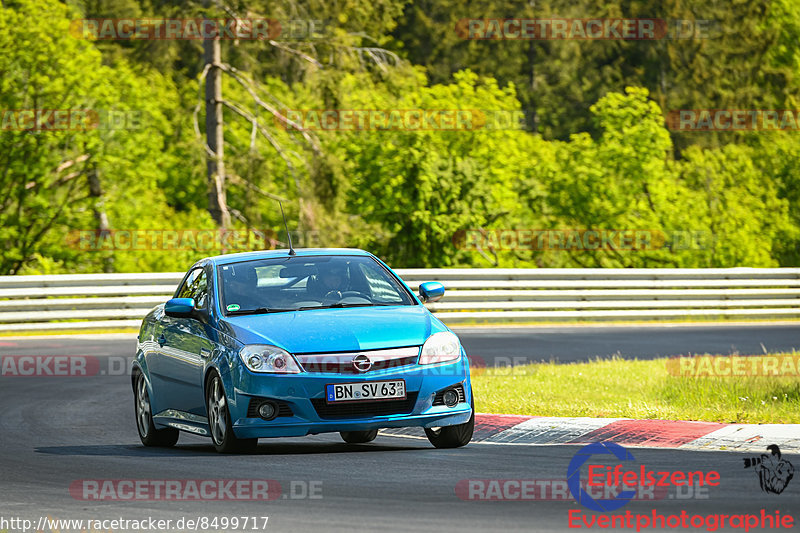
[[218, 255, 415, 315]]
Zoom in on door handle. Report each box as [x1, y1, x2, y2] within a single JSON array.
[[157, 334, 167, 346]]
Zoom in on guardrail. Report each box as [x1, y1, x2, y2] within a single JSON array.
[[0, 268, 799, 331]]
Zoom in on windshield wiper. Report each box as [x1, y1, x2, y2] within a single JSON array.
[[300, 302, 402, 310], [231, 302, 406, 315], [227, 307, 295, 316]]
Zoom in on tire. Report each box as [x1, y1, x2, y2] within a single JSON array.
[[340, 429, 379, 444], [425, 396, 474, 449], [134, 372, 179, 447], [206, 373, 258, 454]]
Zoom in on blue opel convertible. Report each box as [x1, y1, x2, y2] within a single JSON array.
[[132, 249, 474, 453]]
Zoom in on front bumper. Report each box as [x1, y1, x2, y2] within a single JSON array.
[[228, 354, 472, 439]]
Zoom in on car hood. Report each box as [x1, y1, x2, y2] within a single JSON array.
[[218, 305, 447, 353]]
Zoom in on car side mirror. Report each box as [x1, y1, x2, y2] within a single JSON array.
[[419, 281, 445, 303], [165, 297, 195, 318]]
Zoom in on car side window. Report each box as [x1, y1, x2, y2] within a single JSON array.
[[176, 269, 200, 299], [192, 270, 208, 309], [176, 268, 207, 310]]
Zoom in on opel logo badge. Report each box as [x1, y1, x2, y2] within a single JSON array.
[[352, 354, 372, 372]]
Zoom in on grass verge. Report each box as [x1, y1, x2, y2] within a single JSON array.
[[471, 353, 800, 423]]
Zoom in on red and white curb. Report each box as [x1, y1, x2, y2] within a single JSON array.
[[379, 415, 800, 453]]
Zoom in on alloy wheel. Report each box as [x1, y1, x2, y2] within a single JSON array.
[[208, 377, 228, 445], [135, 374, 151, 438]]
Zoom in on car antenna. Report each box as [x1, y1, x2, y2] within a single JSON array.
[[279, 201, 296, 256]]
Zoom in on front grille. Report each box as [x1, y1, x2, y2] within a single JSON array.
[[295, 347, 420, 375], [301, 356, 417, 374], [247, 398, 294, 418], [433, 384, 466, 406], [311, 392, 419, 419]]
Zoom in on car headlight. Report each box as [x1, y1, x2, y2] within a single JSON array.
[[239, 345, 303, 374], [419, 331, 462, 365]]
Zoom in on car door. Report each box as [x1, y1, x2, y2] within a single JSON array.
[[143, 272, 192, 412], [159, 267, 216, 415]]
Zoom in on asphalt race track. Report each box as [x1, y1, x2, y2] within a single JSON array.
[[456, 323, 800, 364], [2, 322, 799, 366], [1, 325, 798, 532]]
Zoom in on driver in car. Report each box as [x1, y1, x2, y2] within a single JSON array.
[[309, 263, 349, 303]]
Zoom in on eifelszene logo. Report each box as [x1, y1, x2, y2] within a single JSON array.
[[744, 445, 795, 494], [567, 442, 637, 512], [567, 441, 720, 512]]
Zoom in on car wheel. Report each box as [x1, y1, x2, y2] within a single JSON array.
[[340, 429, 379, 444], [424, 396, 474, 449], [206, 373, 258, 454], [134, 372, 179, 447]]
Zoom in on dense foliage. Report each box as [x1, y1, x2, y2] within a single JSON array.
[[1, 0, 798, 272]]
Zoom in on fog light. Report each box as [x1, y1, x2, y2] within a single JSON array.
[[258, 402, 277, 420], [442, 389, 459, 407]]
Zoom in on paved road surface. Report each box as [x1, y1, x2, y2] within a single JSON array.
[[2, 323, 798, 366], [0, 330, 797, 532]]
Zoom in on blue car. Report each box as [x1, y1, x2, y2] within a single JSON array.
[[132, 248, 474, 453]]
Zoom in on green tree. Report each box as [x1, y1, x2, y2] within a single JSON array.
[[0, 0, 197, 274], [329, 70, 544, 266]]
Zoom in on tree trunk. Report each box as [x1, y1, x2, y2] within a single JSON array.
[[526, 0, 538, 133], [204, 33, 231, 230], [87, 165, 113, 273]]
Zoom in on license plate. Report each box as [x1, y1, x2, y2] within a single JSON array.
[[326, 380, 406, 403]]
